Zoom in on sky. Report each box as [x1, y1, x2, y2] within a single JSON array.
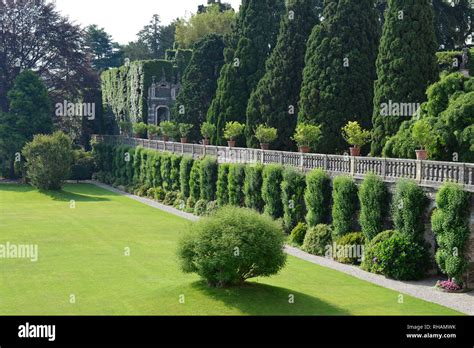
[[54, 0, 242, 45]]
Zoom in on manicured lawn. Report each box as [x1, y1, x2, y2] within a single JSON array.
[[0, 184, 461, 315]]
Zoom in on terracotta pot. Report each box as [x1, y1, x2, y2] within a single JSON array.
[[134, 133, 142, 139], [260, 143, 270, 150], [299, 146, 310, 153], [181, 137, 188, 144], [416, 149, 428, 160], [163, 135, 170, 142], [228, 140, 236, 148], [349, 146, 361, 157], [203, 139, 210, 146]]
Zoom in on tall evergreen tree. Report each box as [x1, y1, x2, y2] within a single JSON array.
[[206, 0, 285, 145], [371, 0, 439, 155], [298, 0, 379, 154], [245, 0, 321, 150], [172, 34, 226, 142]]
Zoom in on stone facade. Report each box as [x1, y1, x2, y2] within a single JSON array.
[[147, 73, 180, 126]]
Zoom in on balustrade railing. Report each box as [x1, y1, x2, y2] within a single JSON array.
[[94, 135, 474, 192]]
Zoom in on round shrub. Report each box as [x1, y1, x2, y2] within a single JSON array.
[[334, 232, 365, 265], [360, 230, 394, 273], [23, 132, 74, 190], [302, 224, 333, 256], [163, 191, 178, 206], [174, 193, 187, 210], [288, 222, 307, 246], [178, 206, 287, 287], [358, 173, 388, 241], [194, 199, 208, 216], [332, 176, 358, 237], [364, 232, 430, 280], [304, 169, 331, 227], [206, 200, 219, 215]]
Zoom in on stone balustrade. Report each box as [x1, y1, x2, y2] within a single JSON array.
[[94, 135, 474, 192]]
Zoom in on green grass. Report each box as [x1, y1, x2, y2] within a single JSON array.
[[0, 184, 461, 316]]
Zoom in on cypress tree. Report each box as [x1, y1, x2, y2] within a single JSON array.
[[172, 34, 226, 142], [371, 0, 438, 155], [298, 0, 380, 154], [245, 0, 320, 150], [206, 0, 285, 145]]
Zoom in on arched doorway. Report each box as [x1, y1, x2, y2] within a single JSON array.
[[155, 106, 170, 125]]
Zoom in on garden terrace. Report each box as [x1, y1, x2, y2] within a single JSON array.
[[94, 135, 474, 193]]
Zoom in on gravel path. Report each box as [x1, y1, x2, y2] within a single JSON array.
[[92, 181, 473, 315]]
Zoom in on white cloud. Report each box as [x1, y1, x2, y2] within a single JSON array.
[[53, 0, 242, 44]]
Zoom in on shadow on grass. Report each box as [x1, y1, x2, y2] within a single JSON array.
[[39, 188, 110, 202], [191, 280, 349, 316]]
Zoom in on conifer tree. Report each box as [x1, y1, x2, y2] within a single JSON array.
[[298, 0, 380, 154], [245, 0, 320, 150], [206, 0, 285, 145], [371, 0, 438, 155], [172, 34, 226, 141]]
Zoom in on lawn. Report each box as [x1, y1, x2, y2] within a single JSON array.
[[0, 184, 461, 315]]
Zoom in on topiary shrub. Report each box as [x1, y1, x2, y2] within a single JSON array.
[[334, 232, 365, 265], [174, 193, 187, 211], [194, 199, 208, 216], [179, 156, 194, 198], [281, 168, 306, 232], [332, 176, 358, 238], [154, 187, 166, 202], [262, 164, 284, 219], [206, 200, 219, 215], [189, 160, 201, 202], [392, 180, 428, 242], [160, 153, 173, 191], [177, 206, 287, 287], [431, 183, 470, 286], [70, 149, 95, 180], [228, 164, 245, 206], [170, 155, 182, 191], [358, 173, 388, 241], [360, 230, 394, 272], [288, 222, 307, 246], [199, 156, 218, 201], [362, 232, 430, 280], [302, 224, 332, 256], [22, 132, 74, 190], [186, 196, 196, 212], [244, 164, 264, 212], [163, 191, 179, 206], [216, 164, 230, 206], [304, 169, 331, 227]]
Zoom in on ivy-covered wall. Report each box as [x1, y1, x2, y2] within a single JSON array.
[[101, 50, 193, 128]]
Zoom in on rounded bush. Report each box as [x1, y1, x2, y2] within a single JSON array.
[[206, 200, 219, 215], [194, 199, 208, 216], [360, 230, 394, 272], [178, 206, 287, 287], [163, 191, 178, 206], [302, 224, 332, 256], [334, 232, 365, 265], [288, 222, 307, 246]]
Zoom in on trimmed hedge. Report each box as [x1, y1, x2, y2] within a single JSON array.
[[302, 224, 332, 256], [170, 155, 182, 192], [288, 222, 307, 246], [216, 164, 230, 206], [332, 176, 358, 238], [179, 156, 194, 198], [334, 232, 365, 265], [431, 183, 470, 283], [392, 180, 428, 241], [358, 173, 388, 241], [199, 156, 218, 201], [244, 164, 264, 212], [304, 169, 331, 227], [228, 164, 245, 206], [262, 164, 284, 219], [160, 153, 173, 191], [189, 160, 201, 202], [281, 168, 306, 232]]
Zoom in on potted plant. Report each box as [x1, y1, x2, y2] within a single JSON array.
[[118, 121, 132, 137], [133, 122, 148, 139], [292, 123, 322, 153], [255, 124, 278, 150], [224, 121, 245, 148], [201, 122, 216, 145], [147, 125, 161, 140], [412, 119, 433, 160], [179, 123, 193, 143], [341, 121, 371, 156], [160, 121, 176, 142]]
